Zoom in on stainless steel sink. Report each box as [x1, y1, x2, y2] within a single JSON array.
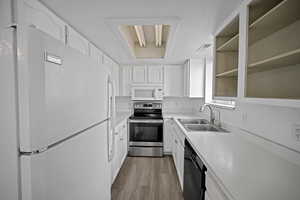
[[178, 118, 209, 125], [184, 124, 227, 132], [177, 118, 228, 132]]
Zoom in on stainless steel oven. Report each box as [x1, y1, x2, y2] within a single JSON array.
[[128, 102, 163, 157]]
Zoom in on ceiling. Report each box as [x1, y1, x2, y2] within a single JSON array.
[[40, 0, 243, 65]]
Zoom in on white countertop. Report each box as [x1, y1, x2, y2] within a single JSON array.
[[166, 113, 300, 200]]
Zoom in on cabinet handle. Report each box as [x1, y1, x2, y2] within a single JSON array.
[[175, 139, 178, 144]]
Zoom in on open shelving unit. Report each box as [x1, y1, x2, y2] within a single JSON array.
[[246, 0, 300, 99], [249, 0, 300, 45], [216, 68, 238, 78], [215, 16, 239, 97], [216, 34, 239, 52]]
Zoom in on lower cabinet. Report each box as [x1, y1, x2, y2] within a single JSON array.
[[206, 171, 229, 200], [111, 120, 128, 184], [167, 119, 185, 190], [163, 119, 173, 154]]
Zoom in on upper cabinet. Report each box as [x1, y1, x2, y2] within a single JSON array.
[[66, 26, 90, 55], [184, 59, 205, 98], [132, 65, 148, 84], [23, 0, 65, 42], [119, 65, 132, 96], [103, 55, 120, 96], [89, 43, 103, 64], [120, 64, 186, 97], [132, 65, 164, 85], [246, 0, 300, 99], [148, 65, 164, 84], [214, 15, 239, 98], [164, 65, 184, 97]]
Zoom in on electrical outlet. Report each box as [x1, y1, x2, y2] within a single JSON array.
[[292, 124, 300, 142]]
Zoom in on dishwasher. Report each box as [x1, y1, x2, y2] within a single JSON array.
[[183, 139, 207, 200]]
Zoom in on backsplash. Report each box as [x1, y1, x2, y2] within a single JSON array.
[[162, 97, 204, 113], [115, 96, 204, 113], [214, 101, 300, 161]]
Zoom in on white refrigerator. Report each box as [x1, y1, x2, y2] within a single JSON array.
[[16, 26, 113, 200], [0, 0, 20, 200]]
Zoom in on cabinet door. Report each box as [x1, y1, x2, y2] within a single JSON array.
[[132, 66, 147, 84], [120, 65, 132, 96], [120, 122, 127, 163], [206, 171, 229, 200], [67, 26, 89, 55], [24, 0, 65, 42], [89, 44, 103, 64], [178, 144, 185, 190], [172, 129, 179, 170], [112, 131, 120, 183], [164, 65, 184, 97], [118, 131, 123, 170], [163, 119, 173, 153], [148, 65, 164, 84], [112, 63, 120, 96], [184, 59, 205, 98]]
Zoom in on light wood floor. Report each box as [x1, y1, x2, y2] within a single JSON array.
[[111, 156, 184, 200]]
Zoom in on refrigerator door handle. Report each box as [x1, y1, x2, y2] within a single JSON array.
[[20, 147, 48, 156], [107, 76, 115, 162], [19, 119, 108, 156]]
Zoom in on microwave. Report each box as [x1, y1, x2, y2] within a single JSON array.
[[131, 87, 164, 101]]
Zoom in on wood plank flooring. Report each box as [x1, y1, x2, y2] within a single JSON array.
[[111, 156, 184, 200]]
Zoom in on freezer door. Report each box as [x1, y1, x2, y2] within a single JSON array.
[[20, 122, 111, 200], [21, 27, 108, 151]]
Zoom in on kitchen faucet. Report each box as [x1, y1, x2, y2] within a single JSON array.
[[200, 103, 215, 125]]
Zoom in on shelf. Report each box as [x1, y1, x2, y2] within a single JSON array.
[[249, 0, 300, 45], [216, 34, 239, 52], [216, 68, 238, 77], [248, 48, 300, 73]]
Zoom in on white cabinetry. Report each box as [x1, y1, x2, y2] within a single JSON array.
[[170, 120, 185, 190], [132, 65, 148, 84], [23, 0, 65, 42], [111, 129, 120, 182], [184, 59, 205, 98], [164, 65, 184, 97], [89, 43, 103, 64], [112, 63, 120, 96], [111, 119, 128, 184], [132, 65, 164, 85], [67, 26, 90, 55], [206, 171, 229, 200], [119, 65, 132, 96], [103, 55, 120, 96], [163, 119, 173, 154], [148, 65, 164, 84]]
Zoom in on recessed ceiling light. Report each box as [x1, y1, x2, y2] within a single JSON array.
[[155, 24, 163, 47], [134, 25, 146, 47]]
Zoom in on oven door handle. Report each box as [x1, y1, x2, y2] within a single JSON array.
[[129, 120, 163, 123]]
